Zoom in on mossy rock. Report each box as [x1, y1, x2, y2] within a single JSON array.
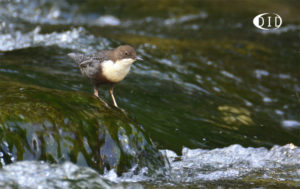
[[0, 81, 165, 175]]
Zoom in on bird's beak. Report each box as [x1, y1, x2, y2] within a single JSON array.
[[136, 56, 143, 61]]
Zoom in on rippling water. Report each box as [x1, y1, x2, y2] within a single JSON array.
[[0, 0, 299, 188], [0, 144, 299, 188]]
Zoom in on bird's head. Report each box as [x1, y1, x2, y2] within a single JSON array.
[[113, 45, 143, 65]]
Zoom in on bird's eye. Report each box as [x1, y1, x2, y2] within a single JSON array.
[[124, 52, 128, 56]]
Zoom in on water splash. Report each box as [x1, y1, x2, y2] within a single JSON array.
[[0, 161, 111, 188], [0, 26, 110, 52], [1, 144, 298, 188], [162, 143, 300, 185]]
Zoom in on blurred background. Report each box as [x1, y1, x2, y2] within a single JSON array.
[[2, 0, 299, 152], [0, 0, 299, 188]]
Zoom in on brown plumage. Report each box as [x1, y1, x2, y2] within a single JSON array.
[[68, 45, 143, 107]]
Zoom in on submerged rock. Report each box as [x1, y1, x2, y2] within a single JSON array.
[[0, 81, 166, 175]]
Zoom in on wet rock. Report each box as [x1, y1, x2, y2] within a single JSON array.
[[0, 80, 166, 175]]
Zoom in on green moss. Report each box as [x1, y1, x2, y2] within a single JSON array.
[[0, 81, 166, 175]]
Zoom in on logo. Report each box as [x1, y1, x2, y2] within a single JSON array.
[[253, 13, 282, 30]]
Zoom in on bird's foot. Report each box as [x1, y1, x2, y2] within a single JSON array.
[[97, 96, 110, 108], [116, 106, 128, 116]]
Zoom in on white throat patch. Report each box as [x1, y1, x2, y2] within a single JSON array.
[[101, 58, 135, 83]]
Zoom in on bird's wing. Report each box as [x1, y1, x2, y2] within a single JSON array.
[[79, 58, 93, 68], [92, 50, 110, 62], [68, 53, 90, 65], [68, 51, 110, 68], [80, 51, 110, 67]]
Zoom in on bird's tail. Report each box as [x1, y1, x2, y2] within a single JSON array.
[[67, 53, 85, 65]]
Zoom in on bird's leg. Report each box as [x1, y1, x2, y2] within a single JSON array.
[[93, 85, 109, 107], [109, 86, 118, 107], [93, 86, 99, 97]]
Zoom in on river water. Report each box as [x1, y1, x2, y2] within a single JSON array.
[[0, 0, 299, 188]]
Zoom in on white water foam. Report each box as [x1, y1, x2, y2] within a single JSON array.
[[161, 143, 300, 184], [0, 144, 299, 188], [0, 26, 110, 52]]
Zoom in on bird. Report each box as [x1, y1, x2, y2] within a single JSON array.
[[68, 45, 143, 107]]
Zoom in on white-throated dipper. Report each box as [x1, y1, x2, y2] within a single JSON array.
[[68, 45, 143, 107]]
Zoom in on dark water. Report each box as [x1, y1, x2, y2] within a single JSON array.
[[0, 0, 299, 188]]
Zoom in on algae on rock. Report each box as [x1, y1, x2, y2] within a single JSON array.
[[0, 81, 166, 175]]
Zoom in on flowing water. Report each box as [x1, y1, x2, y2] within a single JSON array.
[[0, 0, 299, 188]]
